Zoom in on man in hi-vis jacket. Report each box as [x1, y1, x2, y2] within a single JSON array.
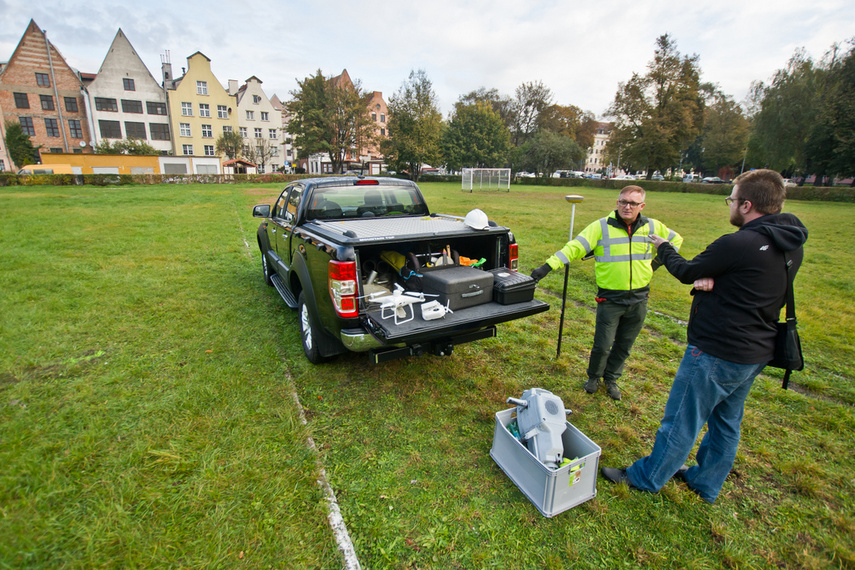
[[531, 185, 682, 400]]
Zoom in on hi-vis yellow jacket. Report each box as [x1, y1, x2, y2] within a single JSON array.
[[546, 211, 683, 303]]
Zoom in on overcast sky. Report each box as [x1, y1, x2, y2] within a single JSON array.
[[2, 0, 853, 119]]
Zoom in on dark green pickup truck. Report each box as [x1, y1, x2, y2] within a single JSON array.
[[253, 177, 548, 364]]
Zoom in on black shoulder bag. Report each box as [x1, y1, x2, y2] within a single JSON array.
[[767, 251, 804, 389]]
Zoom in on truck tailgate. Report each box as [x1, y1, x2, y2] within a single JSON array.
[[364, 299, 548, 342]]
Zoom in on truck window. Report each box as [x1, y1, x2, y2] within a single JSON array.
[[285, 185, 304, 223], [272, 190, 289, 218]]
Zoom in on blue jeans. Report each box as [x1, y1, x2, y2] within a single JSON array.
[[626, 345, 766, 503]]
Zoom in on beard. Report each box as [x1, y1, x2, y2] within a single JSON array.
[[730, 208, 745, 227]]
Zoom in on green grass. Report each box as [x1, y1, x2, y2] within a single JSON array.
[[2, 181, 853, 569]]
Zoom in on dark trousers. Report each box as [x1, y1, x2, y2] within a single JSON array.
[[587, 299, 647, 383]]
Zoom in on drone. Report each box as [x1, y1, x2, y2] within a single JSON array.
[[368, 284, 445, 325]]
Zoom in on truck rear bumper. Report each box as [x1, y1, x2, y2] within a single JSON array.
[[340, 328, 386, 352]]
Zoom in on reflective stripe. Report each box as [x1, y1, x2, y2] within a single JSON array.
[[595, 253, 655, 262], [555, 250, 570, 265], [576, 235, 592, 253]]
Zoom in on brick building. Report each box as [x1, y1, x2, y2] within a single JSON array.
[[0, 20, 93, 168]]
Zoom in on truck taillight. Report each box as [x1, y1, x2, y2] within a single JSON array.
[[329, 260, 358, 318], [508, 243, 519, 271]]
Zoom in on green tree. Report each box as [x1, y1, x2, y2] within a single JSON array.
[[696, 91, 750, 177], [216, 130, 243, 160], [747, 49, 819, 175], [519, 130, 585, 178], [287, 69, 375, 174], [4, 121, 38, 168], [94, 139, 159, 155], [441, 102, 510, 171], [606, 34, 704, 178], [806, 40, 855, 182], [456, 87, 514, 128], [538, 104, 598, 154], [509, 81, 553, 147], [381, 69, 444, 182]]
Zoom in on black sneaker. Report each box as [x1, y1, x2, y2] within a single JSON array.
[[584, 378, 599, 393]]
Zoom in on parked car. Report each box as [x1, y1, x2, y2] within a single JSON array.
[[683, 174, 700, 183], [651, 174, 665, 181], [701, 177, 726, 184]]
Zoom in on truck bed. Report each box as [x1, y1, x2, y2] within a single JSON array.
[[306, 215, 507, 245]]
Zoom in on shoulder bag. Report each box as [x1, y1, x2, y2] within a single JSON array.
[[767, 251, 804, 389]]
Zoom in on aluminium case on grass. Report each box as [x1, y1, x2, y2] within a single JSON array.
[[490, 407, 601, 517]]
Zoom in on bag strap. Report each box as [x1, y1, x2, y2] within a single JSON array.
[[782, 251, 796, 389]]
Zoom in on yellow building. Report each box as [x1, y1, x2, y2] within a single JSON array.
[[41, 152, 160, 174], [165, 52, 238, 163]]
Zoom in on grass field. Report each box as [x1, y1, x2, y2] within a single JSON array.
[[1, 181, 853, 569]]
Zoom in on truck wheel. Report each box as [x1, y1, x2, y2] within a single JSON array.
[[261, 252, 273, 286], [298, 292, 326, 364]]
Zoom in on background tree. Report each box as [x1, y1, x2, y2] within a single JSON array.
[[251, 138, 277, 173], [606, 34, 704, 177], [381, 69, 444, 182], [287, 69, 375, 174], [747, 49, 819, 176], [538, 104, 598, 168], [685, 88, 750, 178], [518, 130, 585, 178], [4, 121, 38, 168], [456, 87, 514, 128], [215, 130, 243, 160], [509, 81, 553, 147], [94, 139, 159, 155], [441, 101, 510, 171]]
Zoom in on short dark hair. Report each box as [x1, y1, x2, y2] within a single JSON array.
[[733, 169, 786, 214]]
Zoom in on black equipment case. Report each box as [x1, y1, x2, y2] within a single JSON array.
[[421, 266, 494, 310], [487, 268, 536, 305]]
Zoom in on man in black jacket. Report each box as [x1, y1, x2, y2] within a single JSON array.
[[600, 169, 808, 503]]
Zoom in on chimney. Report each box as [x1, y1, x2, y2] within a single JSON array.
[[228, 79, 238, 95]]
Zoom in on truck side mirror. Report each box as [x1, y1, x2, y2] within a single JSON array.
[[253, 204, 271, 218]]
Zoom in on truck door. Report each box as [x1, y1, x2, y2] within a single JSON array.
[[271, 183, 305, 271]]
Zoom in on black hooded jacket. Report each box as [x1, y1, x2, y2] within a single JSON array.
[[655, 213, 808, 364]]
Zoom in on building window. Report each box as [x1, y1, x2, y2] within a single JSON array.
[[64, 97, 78, 112], [286, 149, 292, 157], [19, 117, 35, 136], [199, 103, 210, 117], [14, 93, 29, 109], [181, 102, 193, 116], [261, 111, 269, 121], [123, 78, 135, 91], [253, 95, 261, 104], [269, 128, 277, 139], [182, 144, 194, 155], [121, 99, 143, 113], [35, 72, 50, 87], [40, 95, 55, 111], [99, 120, 122, 139], [146, 101, 167, 115], [246, 110, 254, 120], [196, 81, 208, 95], [204, 145, 215, 156], [254, 128, 262, 139], [179, 123, 191, 137], [95, 97, 118, 112], [68, 119, 83, 138], [380, 128, 386, 136], [223, 125, 233, 133], [217, 105, 228, 119], [239, 127, 247, 138], [380, 114, 385, 123], [150, 123, 170, 140], [44, 118, 60, 137], [271, 147, 279, 156], [201, 124, 213, 138], [125, 121, 147, 139]]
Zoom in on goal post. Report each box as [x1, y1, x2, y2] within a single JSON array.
[[462, 168, 511, 192]]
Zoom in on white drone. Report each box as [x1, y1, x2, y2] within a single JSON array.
[[368, 284, 450, 325]]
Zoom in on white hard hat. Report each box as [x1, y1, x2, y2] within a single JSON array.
[[464, 208, 489, 230]]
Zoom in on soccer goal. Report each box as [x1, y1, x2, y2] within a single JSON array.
[[462, 168, 511, 192]]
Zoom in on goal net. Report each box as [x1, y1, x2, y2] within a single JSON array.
[[462, 168, 511, 192]]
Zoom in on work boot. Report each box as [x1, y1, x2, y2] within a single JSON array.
[[584, 378, 600, 394], [605, 381, 622, 401]]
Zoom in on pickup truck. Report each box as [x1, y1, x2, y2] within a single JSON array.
[[252, 176, 549, 364]]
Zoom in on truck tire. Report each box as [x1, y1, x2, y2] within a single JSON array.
[[298, 292, 326, 364], [261, 251, 273, 286]]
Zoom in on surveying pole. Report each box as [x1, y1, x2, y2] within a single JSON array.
[[557, 195, 584, 358]]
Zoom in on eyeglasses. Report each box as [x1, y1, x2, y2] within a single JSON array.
[[618, 199, 643, 208], [724, 197, 745, 206]]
